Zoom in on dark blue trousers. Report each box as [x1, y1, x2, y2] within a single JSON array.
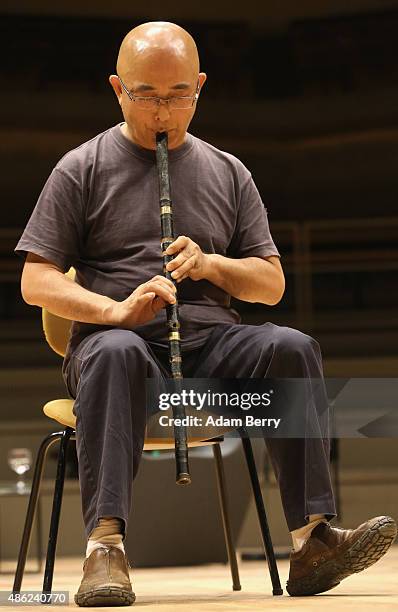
[[63, 322, 336, 538]]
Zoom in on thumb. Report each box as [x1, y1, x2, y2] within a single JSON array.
[[138, 292, 155, 302], [151, 295, 166, 313]]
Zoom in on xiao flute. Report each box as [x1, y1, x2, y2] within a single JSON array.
[[155, 131, 191, 485]]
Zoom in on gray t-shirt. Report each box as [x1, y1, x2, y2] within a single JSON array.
[[15, 124, 280, 366]]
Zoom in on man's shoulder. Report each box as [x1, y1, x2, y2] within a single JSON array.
[[54, 124, 118, 176], [191, 133, 250, 179]]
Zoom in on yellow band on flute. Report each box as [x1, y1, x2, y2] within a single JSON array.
[[169, 331, 180, 341], [161, 236, 174, 245], [160, 205, 172, 215]]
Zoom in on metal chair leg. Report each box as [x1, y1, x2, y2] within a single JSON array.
[[212, 443, 241, 591], [42, 427, 75, 595], [330, 438, 341, 519], [239, 431, 283, 596], [36, 498, 43, 573], [13, 431, 67, 593]]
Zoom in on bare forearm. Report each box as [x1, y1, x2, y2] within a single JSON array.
[[203, 254, 285, 304], [22, 268, 116, 325]]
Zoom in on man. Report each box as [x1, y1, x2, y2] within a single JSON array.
[[16, 21, 396, 606]]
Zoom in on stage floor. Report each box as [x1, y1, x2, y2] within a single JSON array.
[[1, 545, 397, 610]]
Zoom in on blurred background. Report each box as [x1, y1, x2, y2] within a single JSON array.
[[0, 0, 397, 567]]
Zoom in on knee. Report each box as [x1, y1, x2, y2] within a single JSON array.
[[272, 327, 321, 361], [88, 329, 148, 364]]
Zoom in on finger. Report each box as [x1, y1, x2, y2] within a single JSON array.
[[166, 250, 192, 272], [145, 282, 176, 303], [135, 292, 165, 314], [133, 292, 156, 307], [137, 292, 155, 301], [146, 279, 176, 296], [170, 254, 196, 280], [165, 235, 189, 255], [151, 275, 176, 292]]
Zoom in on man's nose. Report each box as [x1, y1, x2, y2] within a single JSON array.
[[155, 100, 171, 121]]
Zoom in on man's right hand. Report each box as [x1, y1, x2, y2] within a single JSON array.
[[22, 254, 177, 329], [105, 275, 177, 329]]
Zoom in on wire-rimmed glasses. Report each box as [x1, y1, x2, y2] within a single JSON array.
[[118, 76, 200, 110]]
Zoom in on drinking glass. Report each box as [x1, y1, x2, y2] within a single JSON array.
[[7, 447, 32, 493]]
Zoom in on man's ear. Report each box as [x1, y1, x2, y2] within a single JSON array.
[[109, 74, 123, 106], [198, 72, 207, 94]]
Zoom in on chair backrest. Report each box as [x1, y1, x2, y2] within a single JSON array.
[[42, 268, 75, 357]]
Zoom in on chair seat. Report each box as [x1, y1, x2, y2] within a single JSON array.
[[42, 399, 223, 450], [43, 399, 76, 428]]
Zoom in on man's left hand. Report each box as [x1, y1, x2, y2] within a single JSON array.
[[165, 235, 208, 282]]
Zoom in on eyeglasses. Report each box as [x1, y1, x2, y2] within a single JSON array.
[[118, 75, 200, 110]]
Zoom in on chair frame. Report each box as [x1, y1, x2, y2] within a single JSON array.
[[13, 427, 283, 597]]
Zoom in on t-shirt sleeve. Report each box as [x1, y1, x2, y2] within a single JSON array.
[[227, 174, 280, 259], [14, 166, 85, 272]]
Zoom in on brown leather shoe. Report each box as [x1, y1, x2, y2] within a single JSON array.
[[287, 515, 397, 596], [74, 546, 136, 606]]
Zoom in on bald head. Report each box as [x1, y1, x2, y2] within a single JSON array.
[[110, 21, 206, 151], [117, 21, 199, 81]]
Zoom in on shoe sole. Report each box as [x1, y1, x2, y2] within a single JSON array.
[[287, 516, 397, 596], [74, 587, 136, 607]]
